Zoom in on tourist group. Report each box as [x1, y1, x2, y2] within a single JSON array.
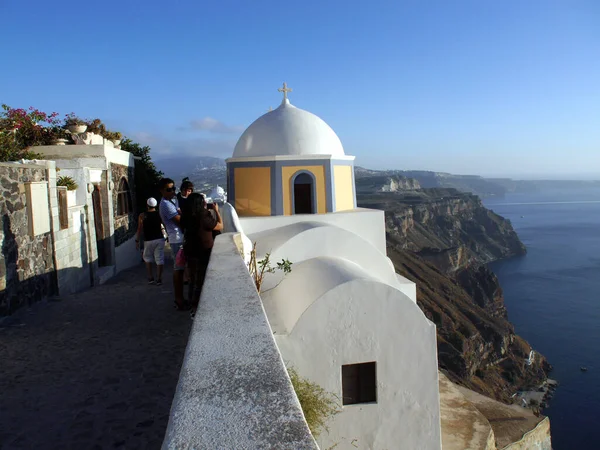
[[135, 177, 223, 317]]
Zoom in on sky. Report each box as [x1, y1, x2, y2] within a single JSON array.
[[1, 0, 599, 178]]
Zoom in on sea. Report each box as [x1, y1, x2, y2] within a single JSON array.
[[484, 187, 600, 450]]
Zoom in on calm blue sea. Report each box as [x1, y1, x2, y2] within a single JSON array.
[[485, 187, 600, 450]]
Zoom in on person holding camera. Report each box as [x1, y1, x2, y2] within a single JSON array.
[[181, 193, 223, 318]]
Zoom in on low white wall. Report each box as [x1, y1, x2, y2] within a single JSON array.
[[162, 233, 318, 450], [115, 236, 142, 274], [240, 208, 387, 255], [396, 273, 417, 303], [253, 222, 401, 293], [34, 145, 134, 169], [53, 206, 94, 295]]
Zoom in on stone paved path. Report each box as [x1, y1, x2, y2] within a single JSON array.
[[0, 262, 192, 450]]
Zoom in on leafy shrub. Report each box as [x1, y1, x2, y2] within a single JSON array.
[[57, 176, 78, 190], [288, 367, 340, 437], [248, 243, 292, 292]]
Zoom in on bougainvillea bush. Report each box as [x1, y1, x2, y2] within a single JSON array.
[[0, 105, 62, 161]]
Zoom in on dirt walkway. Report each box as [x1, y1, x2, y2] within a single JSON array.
[[0, 262, 192, 450]]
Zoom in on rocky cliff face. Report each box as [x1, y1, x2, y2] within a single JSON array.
[[360, 188, 526, 272], [358, 189, 550, 403], [355, 172, 421, 193]]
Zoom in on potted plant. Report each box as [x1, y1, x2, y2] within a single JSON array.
[[50, 126, 70, 145], [87, 118, 107, 136], [64, 113, 88, 134], [57, 175, 78, 206], [106, 131, 122, 146]]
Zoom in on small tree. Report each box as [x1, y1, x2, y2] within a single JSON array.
[[119, 138, 163, 213], [248, 242, 292, 292], [288, 367, 340, 438]]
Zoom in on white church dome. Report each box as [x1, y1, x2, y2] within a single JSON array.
[[232, 87, 345, 158], [208, 185, 226, 202]]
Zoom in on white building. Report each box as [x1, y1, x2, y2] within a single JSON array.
[[227, 84, 442, 450]]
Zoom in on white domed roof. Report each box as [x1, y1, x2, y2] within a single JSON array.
[[208, 185, 226, 202], [232, 97, 345, 159]]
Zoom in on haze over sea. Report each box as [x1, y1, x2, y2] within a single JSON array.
[[485, 187, 600, 450]]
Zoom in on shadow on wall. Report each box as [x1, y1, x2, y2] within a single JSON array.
[[0, 214, 54, 316], [0, 212, 102, 318], [113, 214, 137, 248]]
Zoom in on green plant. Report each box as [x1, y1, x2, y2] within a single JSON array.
[[288, 367, 340, 437], [119, 138, 163, 213], [86, 118, 107, 135], [84, 119, 123, 141], [248, 243, 292, 292], [50, 126, 70, 141], [64, 113, 88, 127], [104, 130, 122, 141], [57, 175, 78, 190]]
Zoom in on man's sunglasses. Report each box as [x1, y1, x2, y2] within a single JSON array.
[[165, 187, 176, 192]]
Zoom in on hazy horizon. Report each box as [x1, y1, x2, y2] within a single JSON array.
[[153, 153, 600, 182], [3, 0, 599, 177]]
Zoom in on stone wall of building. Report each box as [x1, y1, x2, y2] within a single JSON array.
[[111, 163, 136, 247], [0, 163, 55, 316]]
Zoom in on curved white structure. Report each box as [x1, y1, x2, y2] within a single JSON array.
[[224, 84, 441, 450], [208, 185, 226, 202], [233, 99, 345, 158], [252, 222, 407, 296], [262, 256, 441, 450]]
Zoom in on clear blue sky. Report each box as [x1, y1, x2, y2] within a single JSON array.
[[2, 0, 599, 178]]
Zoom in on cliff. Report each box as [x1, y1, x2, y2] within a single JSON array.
[[357, 189, 551, 403], [355, 168, 421, 193]]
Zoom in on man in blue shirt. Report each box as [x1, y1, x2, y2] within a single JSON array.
[[158, 178, 186, 309]]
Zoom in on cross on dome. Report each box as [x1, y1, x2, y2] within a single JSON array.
[[277, 82, 292, 103]]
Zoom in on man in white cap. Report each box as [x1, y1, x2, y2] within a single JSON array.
[[136, 197, 166, 285]]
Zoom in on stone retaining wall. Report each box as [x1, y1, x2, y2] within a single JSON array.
[[501, 417, 552, 450], [0, 163, 54, 316], [162, 233, 317, 449]]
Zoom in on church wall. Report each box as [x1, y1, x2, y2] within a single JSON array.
[[240, 208, 388, 254], [333, 165, 355, 211], [275, 279, 442, 450], [281, 165, 327, 215], [255, 225, 401, 295], [233, 167, 272, 216]]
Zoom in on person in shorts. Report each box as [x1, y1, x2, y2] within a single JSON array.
[[136, 197, 165, 285], [158, 178, 186, 309]]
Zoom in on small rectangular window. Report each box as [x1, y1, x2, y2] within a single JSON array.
[[342, 361, 377, 405]]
